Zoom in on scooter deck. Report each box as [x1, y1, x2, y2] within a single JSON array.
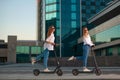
[[78, 70, 93, 73], [39, 70, 56, 73]]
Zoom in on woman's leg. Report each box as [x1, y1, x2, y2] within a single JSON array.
[[83, 45, 90, 67], [43, 49, 49, 69], [35, 48, 48, 61]]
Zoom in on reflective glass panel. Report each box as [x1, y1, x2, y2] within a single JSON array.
[[46, 12, 56, 20], [46, 4, 57, 12], [92, 25, 120, 45], [46, 0, 57, 4]]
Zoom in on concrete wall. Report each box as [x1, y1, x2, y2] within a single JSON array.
[[0, 49, 8, 57], [7, 36, 17, 63]]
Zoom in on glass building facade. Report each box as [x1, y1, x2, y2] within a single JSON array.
[[81, 0, 111, 27], [38, 0, 112, 57], [92, 25, 120, 45], [91, 24, 120, 56], [85, 0, 120, 56]]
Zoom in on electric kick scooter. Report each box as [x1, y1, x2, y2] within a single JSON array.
[[72, 46, 102, 76], [33, 46, 63, 76]]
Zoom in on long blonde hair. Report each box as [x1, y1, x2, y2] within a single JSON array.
[[47, 25, 55, 38]]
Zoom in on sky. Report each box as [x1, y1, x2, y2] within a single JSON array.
[[0, 0, 37, 42]]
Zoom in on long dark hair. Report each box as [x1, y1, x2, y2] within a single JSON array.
[[47, 25, 55, 38]]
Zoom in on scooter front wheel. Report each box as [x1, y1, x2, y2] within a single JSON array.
[[94, 68, 102, 76], [56, 69, 63, 76], [33, 69, 40, 76], [72, 69, 79, 76]]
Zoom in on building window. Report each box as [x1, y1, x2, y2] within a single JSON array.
[[46, 4, 57, 12], [46, 12, 56, 20], [71, 21, 76, 28], [46, 0, 57, 4], [71, 5, 76, 11], [16, 46, 29, 54], [82, 14, 86, 17], [96, 1, 100, 6], [71, 13, 76, 20], [31, 46, 41, 54], [82, 22, 86, 26], [71, 0, 76, 3], [86, 10, 91, 14], [86, 1, 90, 5], [82, 5, 86, 9], [91, 6, 95, 10], [106, 48, 113, 56]]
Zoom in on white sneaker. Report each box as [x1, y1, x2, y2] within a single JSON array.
[[68, 56, 75, 61], [83, 68, 91, 72], [43, 68, 50, 72]]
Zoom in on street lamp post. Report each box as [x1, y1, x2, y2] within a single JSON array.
[[80, 0, 82, 37]]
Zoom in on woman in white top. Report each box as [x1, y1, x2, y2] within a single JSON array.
[[32, 26, 55, 72], [68, 27, 94, 72]]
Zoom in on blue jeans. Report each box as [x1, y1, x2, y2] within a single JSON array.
[[76, 45, 90, 67], [35, 48, 49, 69]]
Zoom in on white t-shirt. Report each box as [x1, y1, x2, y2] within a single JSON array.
[[83, 34, 94, 46], [44, 33, 55, 50]]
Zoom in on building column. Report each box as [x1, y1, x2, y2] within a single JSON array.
[[7, 36, 17, 63], [29, 46, 32, 62]]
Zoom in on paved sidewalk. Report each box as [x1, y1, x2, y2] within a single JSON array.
[[0, 63, 120, 80]]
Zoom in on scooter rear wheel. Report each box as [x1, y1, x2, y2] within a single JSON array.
[[33, 69, 40, 76], [72, 69, 79, 76], [56, 69, 63, 76]]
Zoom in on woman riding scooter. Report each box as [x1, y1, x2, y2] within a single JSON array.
[[68, 27, 95, 72], [32, 25, 55, 72]]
